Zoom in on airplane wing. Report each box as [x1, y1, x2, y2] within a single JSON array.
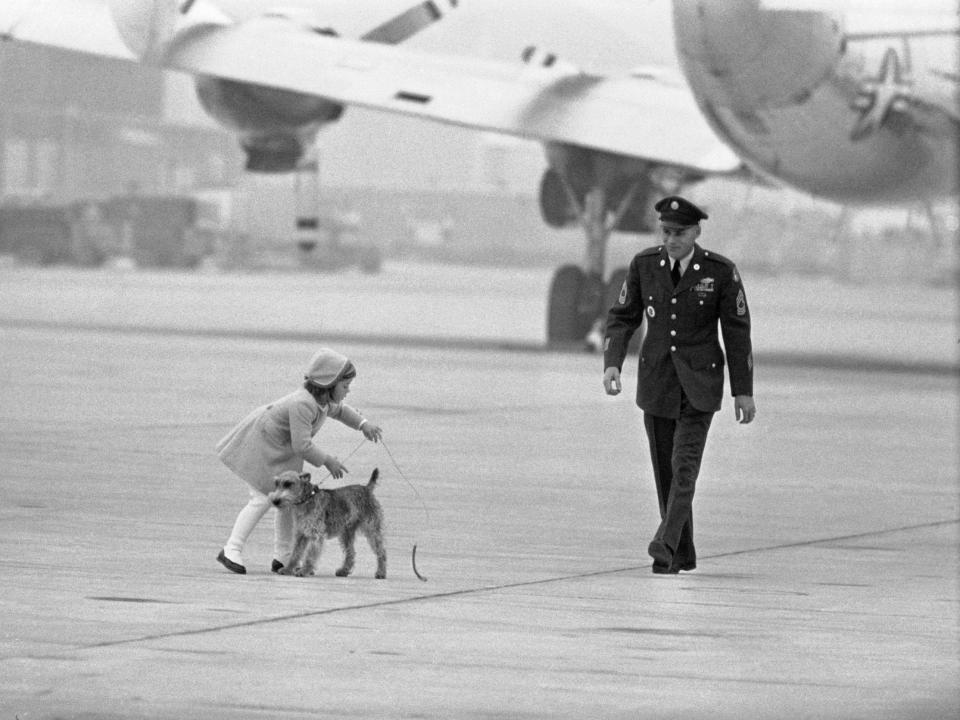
[[159, 19, 741, 173], [0, 1, 740, 174], [0, 0, 136, 60]]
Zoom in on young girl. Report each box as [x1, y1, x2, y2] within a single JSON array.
[[215, 347, 383, 575]]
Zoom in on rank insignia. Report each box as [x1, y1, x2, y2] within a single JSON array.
[[736, 288, 747, 316], [618, 281, 627, 304]]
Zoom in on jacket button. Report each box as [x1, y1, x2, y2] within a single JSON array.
[[670, 345, 677, 352], [671, 314, 676, 320], [670, 330, 676, 336], [671, 298, 677, 304]]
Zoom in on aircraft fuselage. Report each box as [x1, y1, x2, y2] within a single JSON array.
[[674, 0, 959, 205]]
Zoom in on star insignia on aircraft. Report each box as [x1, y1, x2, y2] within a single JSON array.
[[850, 48, 913, 141]]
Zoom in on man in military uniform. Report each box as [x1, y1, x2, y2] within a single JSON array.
[[602, 195, 756, 574]]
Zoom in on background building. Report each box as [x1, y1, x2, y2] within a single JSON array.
[[0, 42, 240, 203]]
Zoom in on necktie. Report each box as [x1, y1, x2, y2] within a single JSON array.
[[671, 259, 681, 287]]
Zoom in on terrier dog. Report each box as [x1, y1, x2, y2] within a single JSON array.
[[268, 468, 386, 579]]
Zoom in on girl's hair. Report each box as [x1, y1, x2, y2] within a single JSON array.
[[303, 361, 356, 406], [303, 381, 334, 406]]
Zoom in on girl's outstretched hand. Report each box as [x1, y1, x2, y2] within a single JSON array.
[[361, 422, 383, 443], [324, 457, 348, 479]]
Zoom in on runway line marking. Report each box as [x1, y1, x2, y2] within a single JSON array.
[[68, 516, 957, 652]]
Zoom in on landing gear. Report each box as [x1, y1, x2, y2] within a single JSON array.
[[541, 146, 659, 348], [578, 266, 634, 352], [547, 264, 631, 348], [544, 186, 639, 347], [540, 144, 688, 348], [546, 265, 603, 342]]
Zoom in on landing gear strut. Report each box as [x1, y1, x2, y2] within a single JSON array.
[[544, 152, 652, 348]]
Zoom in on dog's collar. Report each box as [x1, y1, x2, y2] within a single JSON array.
[[295, 485, 322, 505]]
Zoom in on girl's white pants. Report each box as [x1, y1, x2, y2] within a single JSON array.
[[223, 486, 294, 566]]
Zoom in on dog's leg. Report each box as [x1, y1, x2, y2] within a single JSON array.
[[298, 537, 322, 577], [280, 534, 309, 576], [335, 526, 357, 577], [362, 520, 387, 579]]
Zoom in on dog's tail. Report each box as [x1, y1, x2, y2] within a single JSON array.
[[367, 467, 379, 488]]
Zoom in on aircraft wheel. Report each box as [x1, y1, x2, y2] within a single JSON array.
[[357, 244, 382, 274], [547, 264, 601, 343]]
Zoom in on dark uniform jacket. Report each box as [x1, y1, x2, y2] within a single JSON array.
[[604, 243, 753, 418]]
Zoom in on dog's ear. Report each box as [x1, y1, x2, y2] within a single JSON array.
[[299, 472, 311, 482]]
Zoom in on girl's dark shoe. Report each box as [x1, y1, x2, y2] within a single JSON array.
[[217, 549, 246, 574]]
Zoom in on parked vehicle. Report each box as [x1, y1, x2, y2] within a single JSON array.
[[0, 195, 220, 268]]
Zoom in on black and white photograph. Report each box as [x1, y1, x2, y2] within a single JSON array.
[[0, 1, 957, 718]]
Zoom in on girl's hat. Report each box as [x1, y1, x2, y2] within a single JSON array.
[[304, 348, 354, 388]]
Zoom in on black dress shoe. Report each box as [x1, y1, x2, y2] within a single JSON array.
[[647, 539, 673, 567], [677, 561, 696, 572], [217, 549, 246, 575], [271, 559, 284, 574], [652, 562, 679, 574]]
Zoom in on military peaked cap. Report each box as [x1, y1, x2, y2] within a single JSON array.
[[654, 195, 708, 225]]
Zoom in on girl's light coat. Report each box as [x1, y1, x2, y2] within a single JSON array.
[[216, 387, 363, 494]]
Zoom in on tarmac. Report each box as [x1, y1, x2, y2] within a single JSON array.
[[0, 259, 956, 373], [0, 260, 957, 719]]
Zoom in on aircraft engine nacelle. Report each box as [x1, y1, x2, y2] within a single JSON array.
[[673, 0, 843, 110], [194, 75, 344, 172]]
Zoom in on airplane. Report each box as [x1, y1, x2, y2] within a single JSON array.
[[1, 0, 957, 345]]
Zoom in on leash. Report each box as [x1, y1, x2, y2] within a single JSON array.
[[380, 438, 432, 530], [313, 435, 432, 582], [311, 437, 367, 484], [380, 438, 432, 582]]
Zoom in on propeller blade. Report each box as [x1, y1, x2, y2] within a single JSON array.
[[361, 0, 458, 45], [107, 0, 228, 58]]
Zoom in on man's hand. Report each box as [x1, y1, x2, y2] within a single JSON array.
[[603, 367, 622, 396], [734, 395, 756, 424]]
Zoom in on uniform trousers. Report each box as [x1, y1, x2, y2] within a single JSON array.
[[643, 390, 714, 566]]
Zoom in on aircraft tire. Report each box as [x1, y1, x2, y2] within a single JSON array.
[[547, 264, 598, 343], [357, 244, 382, 274]]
